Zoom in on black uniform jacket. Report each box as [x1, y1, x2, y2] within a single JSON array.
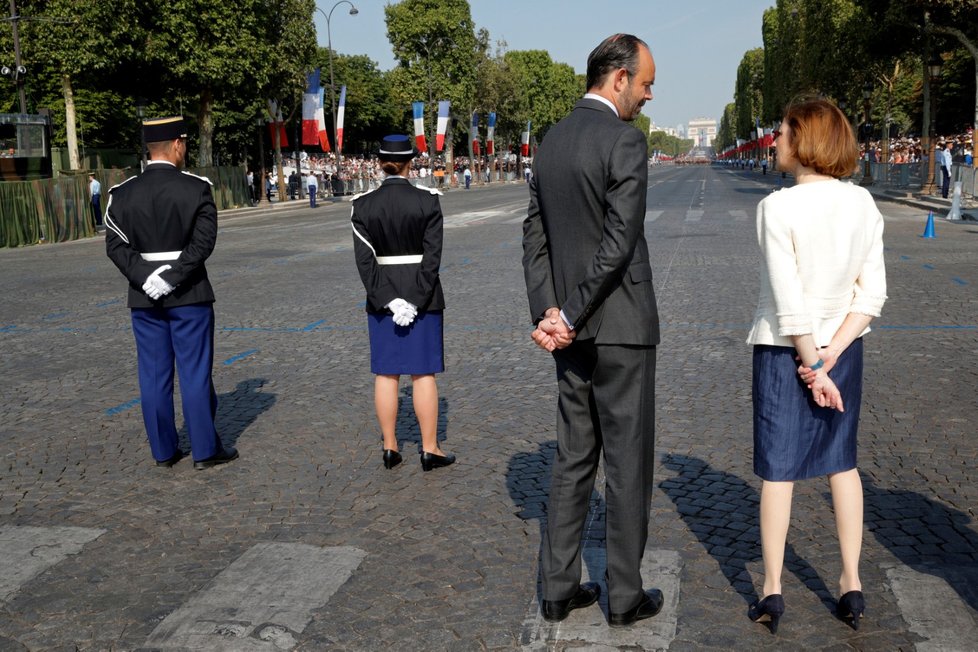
[[105, 162, 217, 309], [351, 177, 445, 313]]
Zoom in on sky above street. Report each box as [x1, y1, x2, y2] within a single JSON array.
[[314, 0, 773, 132]]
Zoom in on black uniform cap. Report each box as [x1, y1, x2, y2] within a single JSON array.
[[143, 116, 188, 143], [378, 134, 416, 162]]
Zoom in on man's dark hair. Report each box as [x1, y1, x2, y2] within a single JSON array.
[[585, 34, 648, 90]]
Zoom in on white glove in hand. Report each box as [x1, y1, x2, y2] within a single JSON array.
[[394, 301, 418, 327], [387, 298, 408, 314], [143, 264, 174, 300]]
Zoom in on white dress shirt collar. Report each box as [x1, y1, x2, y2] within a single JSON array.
[[583, 93, 619, 117]]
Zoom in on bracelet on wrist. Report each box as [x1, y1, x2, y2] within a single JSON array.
[[808, 358, 824, 371]]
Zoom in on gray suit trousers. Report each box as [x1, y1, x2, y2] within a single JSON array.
[[542, 340, 656, 613]]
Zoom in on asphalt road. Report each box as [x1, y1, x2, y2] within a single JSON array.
[[0, 165, 975, 651]]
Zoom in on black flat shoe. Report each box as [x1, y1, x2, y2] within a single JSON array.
[[383, 449, 402, 469], [609, 588, 664, 627], [541, 582, 601, 622], [420, 451, 455, 472], [193, 447, 238, 470], [155, 450, 185, 468], [836, 590, 864, 630], [748, 594, 785, 635]]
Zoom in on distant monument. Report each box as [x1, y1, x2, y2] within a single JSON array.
[[687, 117, 717, 148]]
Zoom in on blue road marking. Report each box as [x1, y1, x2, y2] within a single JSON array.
[[303, 319, 326, 331], [105, 398, 141, 416], [42, 312, 69, 321], [224, 349, 259, 365], [900, 255, 911, 261], [952, 277, 968, 285], [922, 264, 935, 270]]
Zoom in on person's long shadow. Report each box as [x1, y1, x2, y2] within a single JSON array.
[[177, 377, 276, 451], [395, 385, 449, 454], [506, 441, 606, 602], [659, 454, 832, 609], [863, 475, 978, 610]]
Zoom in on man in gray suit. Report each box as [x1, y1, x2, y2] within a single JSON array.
[[522, 34, 662, 627]]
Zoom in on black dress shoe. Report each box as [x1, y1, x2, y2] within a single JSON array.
[[420, 451, 455, 472], [541, 582, 601, 622], [155, 450, 185, 468], [193, 447, 238, 470], [609, 588, 664, 627], [383, 449, 402, 469]]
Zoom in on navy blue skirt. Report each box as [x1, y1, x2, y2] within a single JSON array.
[[752, 339, 863, 481], [367, 310, 444, 375]]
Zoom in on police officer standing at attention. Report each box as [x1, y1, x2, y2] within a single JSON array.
[[105, 116, 238, 470]]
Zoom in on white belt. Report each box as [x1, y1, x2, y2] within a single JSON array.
[[376, 254, 422, 265], [140, 251, 181, 261]]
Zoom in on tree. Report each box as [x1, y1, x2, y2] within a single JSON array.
[[141, 0, 316, 167], [384, 0, 479, 149], [715, 102, 737, 150], [734, 48, 764, 140], [502, 50, 583, 143], [313, 50, 395, 154]]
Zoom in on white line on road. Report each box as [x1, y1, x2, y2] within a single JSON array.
[[885, 563, 978, 651], [645, 210, 664, 223], [685, 210, 703, 222], [521, 548, 681, 650], [0, 525, 105, 605], [729, 209, 749, 221], [143, 542, 366, 650]]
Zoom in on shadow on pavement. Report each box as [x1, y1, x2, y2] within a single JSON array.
[[394, 385, 450, 454], [659, 454, 832, 610], [178, 377, 276, 451], [863, 476, 978, 610], [506, 441, 607, 603]]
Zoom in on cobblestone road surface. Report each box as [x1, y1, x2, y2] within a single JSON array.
[[0, 165, 975, 651]]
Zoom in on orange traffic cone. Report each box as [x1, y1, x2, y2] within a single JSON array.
[[920, 212, 936, 238]]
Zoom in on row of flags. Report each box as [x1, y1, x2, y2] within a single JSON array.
[[269, 70, 533, 157]]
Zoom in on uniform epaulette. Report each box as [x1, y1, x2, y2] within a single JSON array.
[[107, 175, 139, 194], [349, 186, 380, 202], [422, 186, 443, 196], [181, 171, 214, 186]]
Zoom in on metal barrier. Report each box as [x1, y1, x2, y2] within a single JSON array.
[[867, 162, 975, 200]]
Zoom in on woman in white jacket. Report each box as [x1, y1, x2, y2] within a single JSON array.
[[746, 98, 887, 634]]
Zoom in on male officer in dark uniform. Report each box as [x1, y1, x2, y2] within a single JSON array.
[[105, 116, 238, 470]]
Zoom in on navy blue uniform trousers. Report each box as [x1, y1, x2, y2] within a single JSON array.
[[131, 304, 220, 462]]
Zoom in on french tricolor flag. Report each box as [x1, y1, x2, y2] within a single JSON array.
[[486, 112, 496, 155], [302, 69, 321, 146], [521, 121, 531, 156], [267, 99, 288, 148], [412, 102, 427, 153], [314, 86, 330, 152], [435, 101, 450, 152], [470, 112, 480, 156], [336, 85, 347, 153]]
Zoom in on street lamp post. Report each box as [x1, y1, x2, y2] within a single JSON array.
[[923, 54, 943, 195], [315, 1, 358, 165], [860, 82, 873, 185], [134, 98, 146, 171]]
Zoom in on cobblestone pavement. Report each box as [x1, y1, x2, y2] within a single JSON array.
[[0, 166, 975, 651]]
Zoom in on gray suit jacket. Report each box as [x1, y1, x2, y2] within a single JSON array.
[[522, 98, 660, 346]]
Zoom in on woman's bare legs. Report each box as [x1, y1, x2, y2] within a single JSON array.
[[829, 468, 863, 594], [760, 480, 794, 598], [375, 374, 399, 451], [411, 374, 445, 455]]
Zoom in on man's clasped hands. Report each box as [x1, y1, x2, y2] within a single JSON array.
[[142, 265, 175, 300], [531, 307, 576, 352]]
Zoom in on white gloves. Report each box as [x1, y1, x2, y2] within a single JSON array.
[[386, 298, 418, 327], [142, 265, 174, 300]]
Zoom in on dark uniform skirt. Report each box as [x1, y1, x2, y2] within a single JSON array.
[[368, 310, 444, 375], [752, 338, 863, 481]]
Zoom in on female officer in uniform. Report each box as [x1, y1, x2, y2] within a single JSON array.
[[351, 135, 455, 472]]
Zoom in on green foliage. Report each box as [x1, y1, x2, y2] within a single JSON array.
[[734, 48, 764, 140], [314, 50, 396, 153], [648, 131, 693, 157], [715, 103, 737, 150], [502, 50, 583, 142]]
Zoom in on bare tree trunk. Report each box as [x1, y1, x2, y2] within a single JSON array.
[[197, 87, 214, 167], [62, 74, 80, 170]]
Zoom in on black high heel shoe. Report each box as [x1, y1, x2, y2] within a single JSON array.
[[836, 590, 864, 630], [420, 451, 455, 472], [748, 594, 785, 634], [382, 449, 402, 469]]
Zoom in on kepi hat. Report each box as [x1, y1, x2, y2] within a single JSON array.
[[143, 116, 188, 143], [377, 134, 416, 162]]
